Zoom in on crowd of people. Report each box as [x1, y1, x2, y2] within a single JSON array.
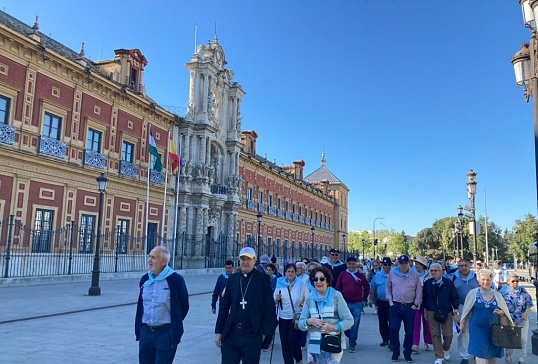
[[133, 245, 534, 364]]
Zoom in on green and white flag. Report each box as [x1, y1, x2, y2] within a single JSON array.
[[148, 126, 162, 172]]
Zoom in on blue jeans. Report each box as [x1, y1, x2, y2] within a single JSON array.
[[389, 303, 415, 358], [344, 302, 363, 346]]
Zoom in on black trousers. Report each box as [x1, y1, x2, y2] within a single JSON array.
[[221, 327, 263, 364], [376, 299, 390, 342], [278, 318, 302, 364]]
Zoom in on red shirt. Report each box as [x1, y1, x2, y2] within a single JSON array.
[[335, 270, 370, 303]]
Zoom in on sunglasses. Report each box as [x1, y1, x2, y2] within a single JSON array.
[[510, 280, 518, 283], [312, 277, 327, 282], [430, 269, 440, 272], [330, 253, 339, 256], [383, 263, 391, 266]]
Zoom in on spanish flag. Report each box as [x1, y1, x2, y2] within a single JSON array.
[[168, 134, 180, 175]]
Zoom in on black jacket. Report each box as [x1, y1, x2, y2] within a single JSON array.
[[215, 269, 277, 342], [422, 277, 460, 313], [135, 272, 190, 346], [211, 274, 229, 310], [322, 262, 347, 287]]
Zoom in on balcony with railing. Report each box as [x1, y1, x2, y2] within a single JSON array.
[[285, 211, 290, 220], [0, 123, 15, 145], [277, 209, 283, 217], [83, 149, 105, 169], [119, 160, 138, 178], [150, 170, 165, 184], [39, 135, 66, 159], [246, 199, 254, 210], [211, 184, 228, 195], [258, 203, 265, 213], [268, 206, 274, 215]]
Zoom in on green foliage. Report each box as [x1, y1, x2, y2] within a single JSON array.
[[507, 213, 537, 262]]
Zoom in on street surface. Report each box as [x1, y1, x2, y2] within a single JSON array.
[[0, 272, 536, 363]]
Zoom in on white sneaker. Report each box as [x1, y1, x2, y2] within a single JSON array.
[[435, 359, 444, 364], [443, 351, 451, 361]]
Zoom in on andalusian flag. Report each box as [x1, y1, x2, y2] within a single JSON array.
[[168, 134, 180, 176], [148, 125, 162, 172]]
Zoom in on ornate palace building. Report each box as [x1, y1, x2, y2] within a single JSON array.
[[0, 9, 348, 274], [238, 132, 348, 259], [0, 12, 177, 273]]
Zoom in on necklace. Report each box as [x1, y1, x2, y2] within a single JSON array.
[[239, 273, 254, 309]]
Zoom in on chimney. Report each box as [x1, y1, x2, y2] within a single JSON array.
[[241, 130, 258, 156], [293, 160, 305, 180]]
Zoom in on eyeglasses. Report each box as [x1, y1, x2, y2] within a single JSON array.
[[383, 263, 391, 266], [330, 253, 339, 256], [510, 280, 518, 283], [430, 269, 440, 272], [312, 277, 327, 282]]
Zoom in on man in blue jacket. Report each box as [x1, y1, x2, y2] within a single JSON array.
[[212, 260, 234, 314], [135, 246, 189, 364]]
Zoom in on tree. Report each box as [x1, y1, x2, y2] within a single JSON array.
[[508, 213, 537, 263]]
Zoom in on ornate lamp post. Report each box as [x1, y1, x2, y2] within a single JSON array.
[[342, 233, 347, 260], [510, 3, 538, 353], [463, 170, 478, 265], [256, 211, 262, 254], [373, 217, 385, 259], [361, 238, 365, 260], [311, 226, 315, 260], [457, 205, 464, 258], [88, 173, 108, 296]]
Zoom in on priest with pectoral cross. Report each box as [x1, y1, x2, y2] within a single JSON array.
[[214, 247, 277, 364]]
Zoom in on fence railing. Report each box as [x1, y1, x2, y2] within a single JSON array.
[[0, 215, 342, 278]]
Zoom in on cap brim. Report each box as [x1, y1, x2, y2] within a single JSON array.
[[240, 254, 255, 258]]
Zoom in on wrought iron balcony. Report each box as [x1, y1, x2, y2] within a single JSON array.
[[299, 216, 304, 223], [0, 123, 15, 145], [39, 135, 66, 159], [258, 203, 265, 212], [292, 213, 297, 222], [150, 169, 165, 184], [119, 160, 138, 178], [83, 149, 105, 169], [268, 206, 274, 215], [285, 211, 290, 220], [277, 209, 283, 217], [246, 199, 254, 210], [306, 217, 310, 225], [211, 184, 228, 195]]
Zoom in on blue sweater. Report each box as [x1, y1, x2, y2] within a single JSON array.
[[135, 272, 190, 346]]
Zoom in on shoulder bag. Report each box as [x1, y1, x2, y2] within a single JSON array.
[[314, 300, 342, 353], [491, 316, 522, 349], [286, 286, 301, 330]]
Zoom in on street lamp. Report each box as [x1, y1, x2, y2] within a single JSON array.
[[256, 212, 262, 255], [88, 173, 108, 296], [511, 2, 538, 351], [373, 217, 385, 259], [342, 233, 347, 261], [463, 170, 478, 265], [458, 205, 464, 258], [311, 226, 315, 260], [361, 239, 365, 260]]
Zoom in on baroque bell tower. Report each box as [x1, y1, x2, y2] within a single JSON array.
[[175, 35, 244, 265]]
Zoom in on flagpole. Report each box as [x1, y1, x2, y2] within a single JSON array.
[[161, 130, 171, 242], [145, 123, 152, 256], [173, 137, 182, 269]]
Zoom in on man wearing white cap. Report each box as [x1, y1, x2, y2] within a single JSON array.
[[215, 247, 277, 364]]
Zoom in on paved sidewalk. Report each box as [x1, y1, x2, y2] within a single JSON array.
[[0, 273, 536, 363]]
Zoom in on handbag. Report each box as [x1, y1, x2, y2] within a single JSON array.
[[320, 333, 342, 353], [491, 318, 522, 349], [314, 301, 342, 353], [286, 286, 301, 330], [434, 309, 448, 323]]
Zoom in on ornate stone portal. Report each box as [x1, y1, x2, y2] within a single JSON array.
[[172, 36, 245, 267]]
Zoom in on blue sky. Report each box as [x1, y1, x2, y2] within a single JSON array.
[[2, 1, 536, 235]]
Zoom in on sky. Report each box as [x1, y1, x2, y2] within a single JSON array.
[[1, 0, 536, 236]]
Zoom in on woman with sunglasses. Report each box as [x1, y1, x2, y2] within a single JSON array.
[[500, 272, 533, 364], [298, 266, 353, 364]]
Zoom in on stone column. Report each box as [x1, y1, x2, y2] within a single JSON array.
[[195, 207, 204, 256]]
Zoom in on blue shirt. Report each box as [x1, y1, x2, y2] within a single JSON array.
[[370, 271, 389, 301], [142, 279, 171, 326], [501, 287, 534, 324]]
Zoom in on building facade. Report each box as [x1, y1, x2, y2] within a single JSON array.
[[0, 12, 178, 275]]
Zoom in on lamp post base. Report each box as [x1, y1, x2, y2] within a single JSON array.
[[88, 286, 101, 296]]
